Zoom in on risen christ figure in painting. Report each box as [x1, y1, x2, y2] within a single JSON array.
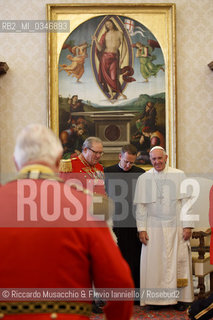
[[92, 19, 127, 101]]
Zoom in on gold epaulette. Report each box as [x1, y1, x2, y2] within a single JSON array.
[[59, 159, 72, 173]]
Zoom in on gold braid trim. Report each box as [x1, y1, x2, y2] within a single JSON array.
[[177, 278, 188, 288], [0, 301, 91, 316], [194, 303, 213, 319], [13, 164, 63, 182]]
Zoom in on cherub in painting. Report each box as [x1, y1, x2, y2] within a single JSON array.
[[59, 42, 89, 82], [133, 40, 164, 82]]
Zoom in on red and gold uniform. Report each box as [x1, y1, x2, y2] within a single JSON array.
[[209, 185, 213, 264], [59, 154, 105, 195], [0, 164, 134, 320], [188, 187, 213, 320]]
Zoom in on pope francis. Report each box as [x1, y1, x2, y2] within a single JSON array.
[[134, 146, 194, 310]]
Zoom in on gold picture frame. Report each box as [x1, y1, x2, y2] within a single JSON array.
[[47, 3, 176, 167]]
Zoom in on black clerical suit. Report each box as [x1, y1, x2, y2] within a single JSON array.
[[104, 164, 145, 292]]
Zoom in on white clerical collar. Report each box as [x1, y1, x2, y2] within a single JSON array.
[[118, 162, 123, 170]]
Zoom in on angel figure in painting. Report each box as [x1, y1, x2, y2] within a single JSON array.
[[92, 18, 135, 101], [134, 40, 164, 82], [59, 42, 89, 82]]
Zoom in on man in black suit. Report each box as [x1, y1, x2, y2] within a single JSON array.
[[104, 144, 145, 300]]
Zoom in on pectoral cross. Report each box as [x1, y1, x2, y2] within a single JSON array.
[[157, 190, 164, 203], [153, 171, 168, 204]]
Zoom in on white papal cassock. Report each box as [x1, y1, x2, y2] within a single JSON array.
[[134, 166, 194, 306]]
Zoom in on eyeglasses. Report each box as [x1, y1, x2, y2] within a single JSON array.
[[88, 147, 104, 156]]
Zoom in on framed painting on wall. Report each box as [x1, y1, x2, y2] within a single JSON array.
[[47, 3, 176, 167]]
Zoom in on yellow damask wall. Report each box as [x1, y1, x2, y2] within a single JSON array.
[[0, 0, 213, 183]]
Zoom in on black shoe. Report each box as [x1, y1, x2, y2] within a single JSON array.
[[174, 302, 189, 311], [96, 300, 106, 308], [92, 301, 104, 314], [149, 305, 161, 310]]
